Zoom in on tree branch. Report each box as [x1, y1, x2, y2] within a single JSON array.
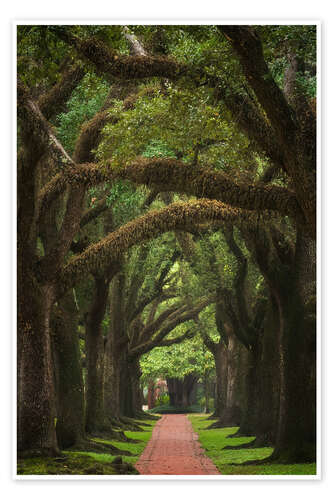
[[18, 80, 75, 166], [156, 329, 196, 348], [39, 158, 304, 223], [38, 65, 85, 120], [219, 25, 298, 145], [56, 199, 245, 294], [52, 27, 187, 82]]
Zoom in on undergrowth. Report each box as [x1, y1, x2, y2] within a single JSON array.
[[148, 404, 201, 414]]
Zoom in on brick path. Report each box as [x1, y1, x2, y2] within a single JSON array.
[[135, 414, 220, 475]]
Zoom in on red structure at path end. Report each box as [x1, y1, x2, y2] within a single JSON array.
[[135, 414, 220, 475]]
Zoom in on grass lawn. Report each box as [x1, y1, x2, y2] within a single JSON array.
[[188, 414, 316, 476], [17, 418, 158, 475]]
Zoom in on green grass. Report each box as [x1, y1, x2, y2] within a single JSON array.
[[92, 419, 157, 466], [17, 418, 157, 475], [188, 414, 316, 476]]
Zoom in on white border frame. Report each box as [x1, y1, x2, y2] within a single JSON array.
[[12, 19, 321, 482]]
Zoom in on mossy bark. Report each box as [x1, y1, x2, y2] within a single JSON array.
[[246, 227, 316, 462], [52, 291, 85, 449], [271, 256, 316, 462], [212, 343, 225, 418], [85, 276, 109, 434], [17, 281, 59, 456]]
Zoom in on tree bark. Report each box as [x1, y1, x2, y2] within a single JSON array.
[[85, 276, 109, 434], [52, 290, 85, 448], [17, 281, 59, 456], [271, 235, 316, 462]]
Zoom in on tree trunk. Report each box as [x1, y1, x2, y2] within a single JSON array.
[[17, 277, 59, 456], [271, 233, 316, 462], [252, 297, 280, 445], [272, 292, 316, 461], [211, 342, 225, 418], [85, 276, 109, 434], [119, 353, 135, 417], [129, 357, 143, 415], [210, 327, 248, 428], [147, 380, 156, 409], [235, 345, 259, 436], [52, 290, 85, 448], [103, 331, 122, 421]]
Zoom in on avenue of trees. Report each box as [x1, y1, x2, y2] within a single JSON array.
[[17, 24, 316, 465]]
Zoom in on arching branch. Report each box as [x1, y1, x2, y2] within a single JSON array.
[[52, 27, 187, 82], [57, 199, 244, 294], [156, 329, 196, 348], [118, 158, 304, 222], [79, 197, 108, 228], [129, 297, 212, 358], [39, 158, 304, 223]]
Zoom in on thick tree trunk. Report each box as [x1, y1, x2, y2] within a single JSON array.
[[52, 291, 85, 448], [119, 354, 136, 417], [211, 343, 225, 418], [221, 333, 248, 427], [234, 312, 278, 444], [129, 357, 143, 415], [210, 327, 249, 428], [85, 277, 109, 434], [252, 298, 280, 445], [147, 380, 156, 409], [166, 375, 197, 410], [271, 233, 316, 462], [17, 278, 59, 456], [235, 346, 259, 436], [103, 331, 122, 421], [272, 292, 316, 461]]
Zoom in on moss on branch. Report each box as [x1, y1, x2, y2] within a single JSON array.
[[58, 199, 244, 294]]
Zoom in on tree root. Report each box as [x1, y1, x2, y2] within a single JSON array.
[[110, 456, 139, 475], [89, 427, 139, 444], [207, 420, 239, 430], [17, 447, 62, 459], [119, 417, 144, 431], [135, 411, 159, 421], [69, 438, 133, 456], [223, 439, 258, 450], [206, 413, 219, 420]]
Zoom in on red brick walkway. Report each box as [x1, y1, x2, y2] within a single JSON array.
[[135, 414, 220, 475]]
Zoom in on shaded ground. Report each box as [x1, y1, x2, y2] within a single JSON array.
[[136, 414, 220, 475], [188, 415, 317, 476], [17, 419, 157, 475]]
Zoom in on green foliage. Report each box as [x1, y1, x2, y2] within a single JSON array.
[[198, 396, 215, 412], [56, 73, 109, 153], [258, 25, 317, 97], [17, 25, 69, 88], [140, 332, 215, 384], [106, 180, 144, 227], [155, 393, 170, 407], [97, 84, 249, 169]]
